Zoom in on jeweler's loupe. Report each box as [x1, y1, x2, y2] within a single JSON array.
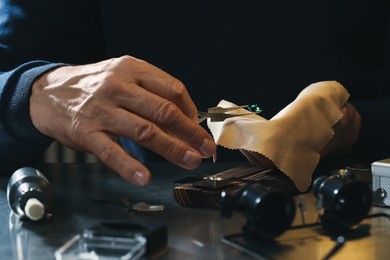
[[221, 183, 296, 240], [312, 169, 372, 229]]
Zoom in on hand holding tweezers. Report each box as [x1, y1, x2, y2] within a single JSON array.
[[198, 104, 261, 123]]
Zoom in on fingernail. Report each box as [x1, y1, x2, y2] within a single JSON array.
[[134, 171, 148, 186], [183, 150, 201, 168], [200, 139, 216, 158]]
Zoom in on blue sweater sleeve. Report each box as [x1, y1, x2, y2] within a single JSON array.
[[0, 0, 105, 175], [0, 61, 64, 175]]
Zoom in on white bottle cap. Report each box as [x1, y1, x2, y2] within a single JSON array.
[[24, 198, 45, 221]]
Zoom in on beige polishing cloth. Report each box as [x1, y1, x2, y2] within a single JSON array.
[[207, 81, 349, 192]]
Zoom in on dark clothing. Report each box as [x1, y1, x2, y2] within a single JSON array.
[[1, 0, 390, 175]]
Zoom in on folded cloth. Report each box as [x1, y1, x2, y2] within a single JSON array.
[[207, 81, 350, 192]]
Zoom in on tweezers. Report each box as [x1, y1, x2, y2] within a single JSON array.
[[198, 104, 261, 123]]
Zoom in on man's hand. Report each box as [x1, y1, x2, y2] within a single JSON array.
[[30, 55, 216, 186]]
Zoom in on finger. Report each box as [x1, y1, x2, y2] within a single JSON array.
[[101, 108, 207, 169], [86, 132, 152, 186], [112, 56, 198, 121], [141, 75, 197, 122], [112, 84, 215, 157]]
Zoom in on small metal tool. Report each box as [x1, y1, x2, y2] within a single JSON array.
[[91, 198, 164, 212], [134, 202, 164, 212], [122, 199, 165, 212], [198, 104, 262, 123]]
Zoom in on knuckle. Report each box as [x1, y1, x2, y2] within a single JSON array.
[[116, 55, 133, 66], [100, 70, 116, 84], [116, 55, 145, 71], [166, 79, 187, 102], [153, 101, 178, 124], [132, 122, 157, 144], [98, 71, 123, 95], [98, 145, 120, 165], [163, 141, 182, 157], [98, 70, 137, 98], [114, 55, 133, 65], [160, 141, 189, 165]]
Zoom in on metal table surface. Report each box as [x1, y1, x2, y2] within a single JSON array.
[[1, 162, 390, 260], [0, 162, 250, 260]]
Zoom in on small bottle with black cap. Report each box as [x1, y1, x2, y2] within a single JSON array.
[[7, 167, 53, 221]]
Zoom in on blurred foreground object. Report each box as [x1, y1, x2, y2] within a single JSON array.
[[7, 167, 53, 221], [313, 169, 372, 229]]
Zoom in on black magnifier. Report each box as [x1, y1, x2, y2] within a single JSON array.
[[221, 183, 296, 240], [220, 169, 375, 260], [312, 169, 373, 230]]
